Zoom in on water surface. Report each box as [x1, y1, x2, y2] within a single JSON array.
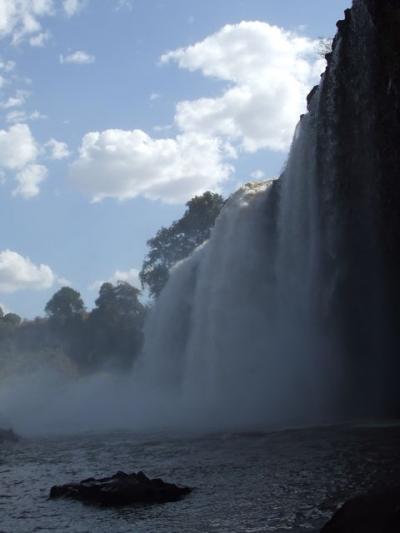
[[1, 423, 400, 532]]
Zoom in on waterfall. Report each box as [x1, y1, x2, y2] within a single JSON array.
[[3, 0, 400, 436], [140, 108, 338, 428], [139, 61, 335, 430], [140, 0, 400, 425], [141, 182, 285, 427]]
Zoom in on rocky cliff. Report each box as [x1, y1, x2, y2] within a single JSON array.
[[294, 0, 400, 415]]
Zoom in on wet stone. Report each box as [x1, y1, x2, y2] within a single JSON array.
[[49, 471, 192, 507]]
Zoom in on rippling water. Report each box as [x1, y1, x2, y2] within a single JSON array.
[[1, 423, 400, 532]]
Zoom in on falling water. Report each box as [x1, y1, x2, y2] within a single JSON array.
[[139, 41, 347, 429], [3, 0, 400, 435], [141, 114, 337, 428]]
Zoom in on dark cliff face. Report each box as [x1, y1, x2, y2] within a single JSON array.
[[312, 0, 400, 415]]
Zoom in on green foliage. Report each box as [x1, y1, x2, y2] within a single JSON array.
[[0, 311, 22, 349], [86, 282, 146, 370], [0, 282, 146, 373], [0, 191, 224, 373], [140, 191, 224, 297], [3, 313, 22, 327], [45, 287, 85, 324]]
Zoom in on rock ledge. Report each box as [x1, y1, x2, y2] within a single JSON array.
[[49, 471, 192, 507], [322, 486, 400, 532]]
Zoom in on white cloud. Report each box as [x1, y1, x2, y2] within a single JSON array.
[[89, 268, 141, 292], [0, 0, 55, 45], [13, 163, 47, 198], [70, 21, 323, 205], [149, 92, 160, 101], [161, 21, 323, 152], [0, 249, 55, 293], [0, 124, 50, 197], [0, 302, 10, 314], [0, 123, 38, 170], [6, 109, 46, 124], [45, 138, 70, 160], [153, 124, 172, 132], [60, 50, 95, 64], [250, 169, 265, 180], [29, 29, 50, 46], [63, 0, 86, 17], [0, 59, 15, 72], [70, 129, 234, 203], [0, 89, 30, 109], [114, 0, 133, 11]]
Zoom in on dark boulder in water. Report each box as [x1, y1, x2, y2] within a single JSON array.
[[49, 471, 192, 507], [322, 486, 400, 532], [0, 428, 18, 443]]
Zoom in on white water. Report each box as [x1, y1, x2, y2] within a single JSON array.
[[138, 103, 338, 427], [1, 54, 342, 436], [140, 182, 280, 427], [1, 113, 337, 436]]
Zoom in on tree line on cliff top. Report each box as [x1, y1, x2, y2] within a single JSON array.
[[0, 192, 224, 373]]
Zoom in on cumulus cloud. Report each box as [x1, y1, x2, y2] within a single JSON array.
[[161, 21, 323, 152], [45, 138, 70, 160], [13, 163, 47, 198], [60, 50, 95, 64], [0, 123, 38, 170], [0, 1, 86, 45], [63, 0, 86, 17], [0, 250, 55, 293], [70, 129, 234, 203], [70, 21, 323, 205], [89, 268, 141, 292], [0, 124, 50, 198], [0, 0, 54, 44]]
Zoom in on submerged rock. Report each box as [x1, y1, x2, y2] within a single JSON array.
[[322, 486, 400, 532], [49, 471, 192, 507], [0, 428, 18, 443]]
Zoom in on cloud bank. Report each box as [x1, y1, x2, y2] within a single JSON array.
[[162, 21, 323, 152], [70, 21, 323, 204], [70, 129, 233, 203]]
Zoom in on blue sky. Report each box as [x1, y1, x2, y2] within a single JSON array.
[[0, 0, 350, 318]]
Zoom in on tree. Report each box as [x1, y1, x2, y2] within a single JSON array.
[[140, 191, 224, 297], [87, 282, 146, 370], [318, 37, 333, 58], [44, 287, 86, 368], [0, 311, 21, 344], [45, 287, 85, 325], [3, 313, 21, 327]]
